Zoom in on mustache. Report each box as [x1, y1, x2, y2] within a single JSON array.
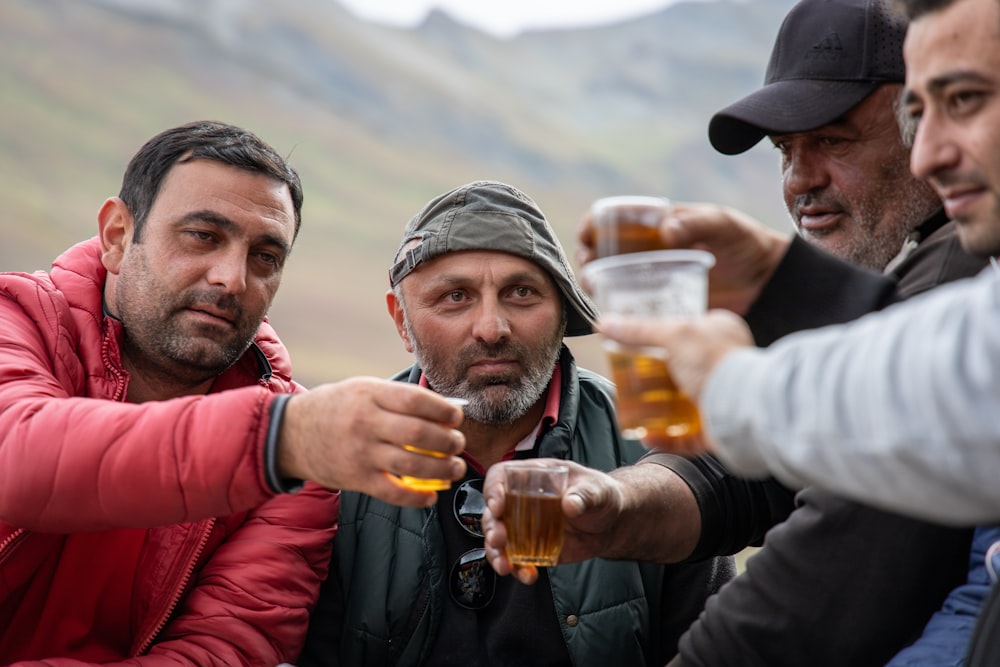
[[457, 340, 526, 366], [793, 193, 845, 210], [792, 193, 848, 219], [181, 290, 243, 320]]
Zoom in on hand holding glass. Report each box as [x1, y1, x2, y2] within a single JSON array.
[[398, 397, 468, 491]]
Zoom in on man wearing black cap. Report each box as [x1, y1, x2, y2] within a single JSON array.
[[708, 0, 977, 279], [552, 0, 1000, 663], [568, 0, 984, 664], [670, 0, 986, 664], [297, 180, 735, 667]]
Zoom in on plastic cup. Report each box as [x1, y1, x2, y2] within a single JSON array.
[[582, 249, 715, 447]]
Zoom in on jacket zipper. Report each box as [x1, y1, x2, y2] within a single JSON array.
[[0, 528, 26, 565], [134, 519, 215, 655], [100, 318, 129, 402]]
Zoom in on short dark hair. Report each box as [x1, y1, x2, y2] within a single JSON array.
[[118, 120, 303, 241]]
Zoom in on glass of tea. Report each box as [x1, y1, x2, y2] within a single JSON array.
[[503, 462, 568, 567], [398, 396, 469, 491], [581, 249, 715, 451], [591, 195, 671, 259]]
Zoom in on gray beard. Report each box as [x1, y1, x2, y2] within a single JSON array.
[[405, 322, 562, 425]]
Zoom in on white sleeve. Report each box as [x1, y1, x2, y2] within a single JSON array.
[[702, 267, 1000, 525]]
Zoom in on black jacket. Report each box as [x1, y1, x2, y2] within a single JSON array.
[[668, 214, 987, 666]]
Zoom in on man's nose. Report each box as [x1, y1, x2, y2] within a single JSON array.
[[205, 246, 248, 294], [471, 299, 511, 344], [783, 146, 830, 198], [910, 114, 961, 182]]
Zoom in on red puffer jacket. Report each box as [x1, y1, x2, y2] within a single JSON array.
[[0, 237, 339, 665]]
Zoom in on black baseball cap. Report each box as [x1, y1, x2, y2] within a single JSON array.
[[708, 0, 907, 155], [389, 180, 597, 337]]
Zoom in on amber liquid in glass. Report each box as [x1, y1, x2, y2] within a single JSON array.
[[608, 348, 702, 443], [595, 216, 668, 258], [397, 397, 467, 491], [505, 490, 565, 567]]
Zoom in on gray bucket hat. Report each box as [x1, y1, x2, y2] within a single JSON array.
[[389, 180, 597, 336]]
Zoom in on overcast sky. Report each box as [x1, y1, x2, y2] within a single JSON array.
[[336, 0, 689, 38]]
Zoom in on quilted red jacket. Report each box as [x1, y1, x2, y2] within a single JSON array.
[[0, 237, 339, 665]]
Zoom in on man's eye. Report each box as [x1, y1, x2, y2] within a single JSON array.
[[447, 291, 465, 302], [187, 230, 214, 242], [258, 252, 281, 268], [950, 90, 985, 115], [903, 104, 923, 122]]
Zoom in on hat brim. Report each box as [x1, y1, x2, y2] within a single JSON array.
[[560, 275, 596, 337], [708, 79, 883, 155]]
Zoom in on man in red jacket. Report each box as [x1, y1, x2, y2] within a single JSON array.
[[0, 121, 466, 665]]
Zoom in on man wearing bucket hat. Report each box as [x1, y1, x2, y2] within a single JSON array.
[[563, 0, 986, 665], [297, 180, 735, 667]]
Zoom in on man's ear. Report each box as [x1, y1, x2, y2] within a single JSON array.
[[97, 197, 134, 275], [386, 288, 414, 353]]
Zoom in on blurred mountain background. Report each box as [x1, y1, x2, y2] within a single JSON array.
[[0, 0, 797, 386]]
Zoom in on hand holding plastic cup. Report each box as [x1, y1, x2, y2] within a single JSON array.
[[582, 250, 715, 451], [590, 196, 671, 259], [398, 396, 468, 491], [503, 462, 568, 567]]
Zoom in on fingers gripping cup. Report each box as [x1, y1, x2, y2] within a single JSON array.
[[398, 452, 453, 491], [504, 462, 568, 567], [582, 250, 715, 447], [398, 397, 468, 491], [591, 196, 671, 259]]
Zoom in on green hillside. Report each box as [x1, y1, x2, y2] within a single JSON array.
[[0, 0, 794, 386]]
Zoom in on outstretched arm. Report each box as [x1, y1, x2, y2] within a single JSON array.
[[482, 459, 701, 583], [601, 268, 1000, 525]]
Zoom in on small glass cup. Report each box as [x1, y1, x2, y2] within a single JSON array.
[[582, 249, 714, 450], [398, 396, 468, 491], [591, 195, 671, 259], [504, 462, 568, 567]]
